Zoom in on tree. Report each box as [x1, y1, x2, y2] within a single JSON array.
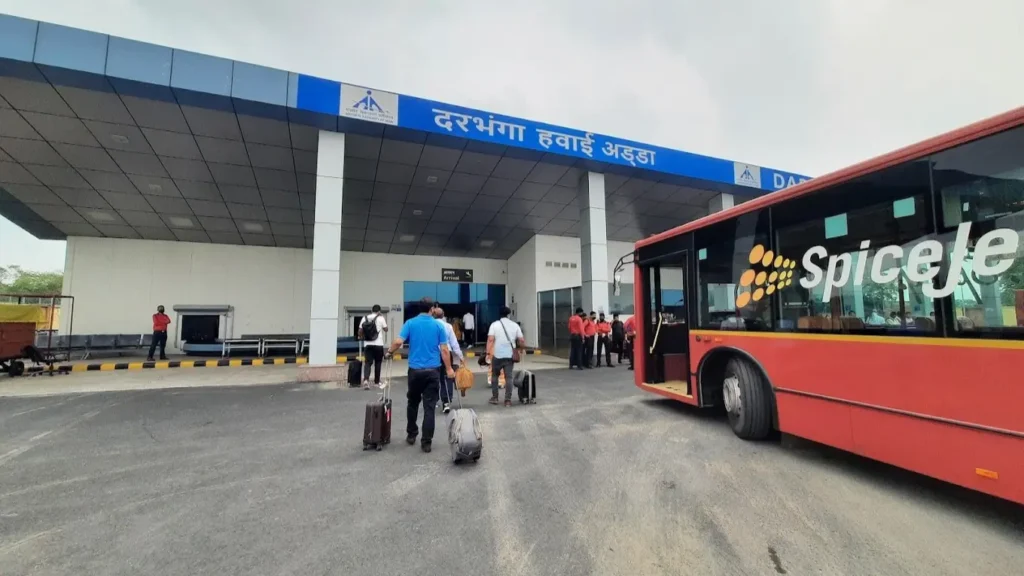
[[862, 280, 899, 312], [0, 265, 64, 296], [1000, 258, 1024, 306]]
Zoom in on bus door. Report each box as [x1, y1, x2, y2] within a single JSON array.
[[640, 251, 691, 395]]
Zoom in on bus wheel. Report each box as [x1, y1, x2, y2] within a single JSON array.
[[723, 357, 772, 440]]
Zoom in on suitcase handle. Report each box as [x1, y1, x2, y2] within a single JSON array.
[[378, 356, 393, 402]]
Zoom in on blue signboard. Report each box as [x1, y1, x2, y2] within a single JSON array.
[[293, 73, 810, 192]]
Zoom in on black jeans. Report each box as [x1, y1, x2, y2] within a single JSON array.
[[147, 331, 167, 359], [407, 368, 440, 443], [583, 335, 594, 367], [363, 345, 384, 384], [463, 328, 474, 346], [596, 336, 612, 366], [569, 334, 583, 368], [613, 337, 625, 363], [438, 363, 458, 404]]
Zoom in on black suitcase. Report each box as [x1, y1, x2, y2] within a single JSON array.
[[363, 358, 392, 451], [513, 369, 536, 404], [347, 341, 363, 387]]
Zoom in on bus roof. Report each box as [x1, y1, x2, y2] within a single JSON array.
[[635, 106, 1024, 249]]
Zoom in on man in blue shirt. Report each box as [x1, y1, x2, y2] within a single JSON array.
[[387, 298, 454, 453]]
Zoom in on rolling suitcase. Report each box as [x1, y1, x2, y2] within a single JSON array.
[[362, 358, 392, 451], [445, 389, 482, 464], [513, 369, 536, 404], [348, 341, 363, 387]]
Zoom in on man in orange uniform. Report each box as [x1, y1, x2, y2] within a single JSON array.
[[568, 307, 585, 370], [583, 311, 597, 369], [147, 305, 171, 361], [595, 313, 613, 367], [623, 315, 636, 371]]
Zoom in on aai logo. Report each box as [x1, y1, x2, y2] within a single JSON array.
[[340, 84, 398, 126]]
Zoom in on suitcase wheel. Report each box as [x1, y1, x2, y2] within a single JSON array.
[[375, 444, 383, 451], [362, 444, 370, 450]]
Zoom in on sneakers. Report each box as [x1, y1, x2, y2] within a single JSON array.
[[406, 435, 416, 445], [488, 396, 499, 405], [362, 380, 370, 390], [504, 399, 512, 407], [442, 403, 451, 414], [421, 441, 432, 453]]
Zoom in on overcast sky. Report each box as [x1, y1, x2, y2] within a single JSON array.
[[2, 0, 1022, 272]]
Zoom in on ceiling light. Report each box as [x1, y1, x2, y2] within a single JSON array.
[[148, 184, 162, 193], [89, 211, 115, 222], [399, 234, 416, 243], [426, 176, 438, 184], [111, 134, 129, 144], [242, 222, 264, 233], [169, 216, 193, 228], [480, 239, 495, 247], [412, 209, 423, 216]]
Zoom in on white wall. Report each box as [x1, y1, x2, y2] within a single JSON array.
[[533, 235, 634, 292], [61, 237, 507, 350], [507, 236, 538, 346], [510, 235, 635, 347]]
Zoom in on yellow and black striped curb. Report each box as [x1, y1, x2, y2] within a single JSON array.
[[22, 349, 541, 375]]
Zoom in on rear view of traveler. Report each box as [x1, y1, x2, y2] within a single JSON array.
[[360, 305, 388, 389], [487, 306, 524, 407]]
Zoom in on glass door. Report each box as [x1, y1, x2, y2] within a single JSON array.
[[641, 251, 691, 393]]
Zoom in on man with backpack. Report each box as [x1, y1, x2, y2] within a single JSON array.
[[359, 305, 388, 389]]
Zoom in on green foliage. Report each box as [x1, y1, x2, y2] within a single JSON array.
[[1000, 258, 1024, 306], [0, 265, 64, 296]]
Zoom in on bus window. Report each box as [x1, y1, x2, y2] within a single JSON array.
[[772, 160, 936, 333], [932, 124, 1024, 335], [695, 209, 772, 331]]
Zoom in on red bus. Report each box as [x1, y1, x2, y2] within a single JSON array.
[[631, 107, 1024, 504]]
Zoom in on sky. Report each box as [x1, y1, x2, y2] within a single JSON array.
[[1, 0, 1022, 273]]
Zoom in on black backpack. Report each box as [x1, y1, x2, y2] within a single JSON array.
[[361, 314, 380, 341]]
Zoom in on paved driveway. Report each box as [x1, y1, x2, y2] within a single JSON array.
[[1, 369, 1021, 575]]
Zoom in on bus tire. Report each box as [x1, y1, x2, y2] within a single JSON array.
[[723, 357, 772, 440]]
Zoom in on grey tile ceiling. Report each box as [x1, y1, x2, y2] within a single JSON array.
[[0, 78, 720, 257]]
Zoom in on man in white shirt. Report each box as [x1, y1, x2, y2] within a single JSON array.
[[360, 305, 388, 389], [462, 311, 475, 347], [432, 305, 463, 413], [487, 306, 524, 407]]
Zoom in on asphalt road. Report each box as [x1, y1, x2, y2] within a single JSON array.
[[1, 368, 1021, 576]]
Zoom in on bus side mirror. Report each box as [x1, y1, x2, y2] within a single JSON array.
[[613, 273, 622, 296]]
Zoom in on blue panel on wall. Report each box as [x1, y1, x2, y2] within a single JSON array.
[[34, 23, 108, 75], [233, 98, 288, 121], [170, 49, 232, 96], [337, 117, 385, 137], [108, 77, 176, 102], [295, 74, 340, 116], [106, 36, 172, 86], [172, 87, 234, 112], [0, 15, 38, 62], [287, 106, 337, 131], [38, 64, 113, 92], [231, 62, 287, 106]]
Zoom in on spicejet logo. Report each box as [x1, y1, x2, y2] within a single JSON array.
[[735, 244, 798, 308], [800, 222, 1019, 302]]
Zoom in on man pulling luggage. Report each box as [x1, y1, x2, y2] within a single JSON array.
[[387, 298, 454, 453]]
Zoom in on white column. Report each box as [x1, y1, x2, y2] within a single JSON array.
[[309, 131, 345, 366], [708, 192, 734, 213], [579, 171, 609, 315]]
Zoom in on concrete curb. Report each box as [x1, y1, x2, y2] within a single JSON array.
[[22, 349, 543, 375]]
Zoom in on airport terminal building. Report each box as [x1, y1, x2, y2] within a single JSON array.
[[0, 14, 809, 364]]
